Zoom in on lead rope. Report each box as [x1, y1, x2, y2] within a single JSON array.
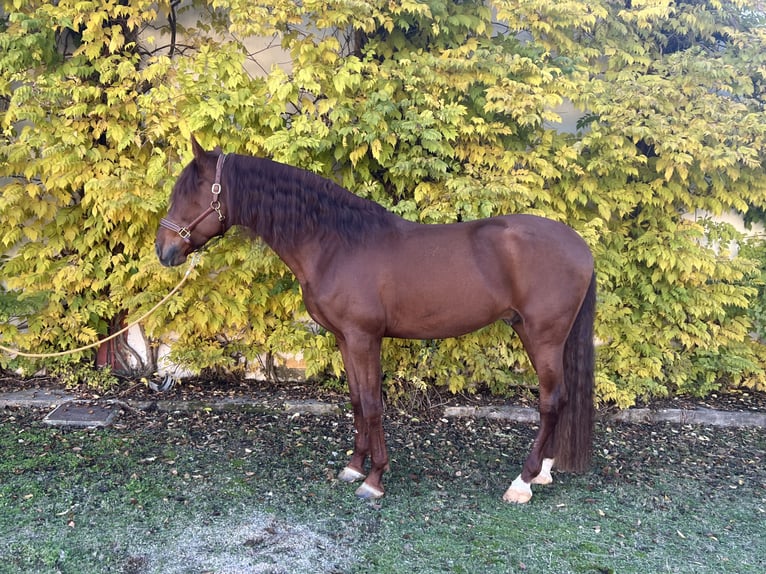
[[0, 252, 202, 359]]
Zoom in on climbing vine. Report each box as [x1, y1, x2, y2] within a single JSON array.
[[2, 0, 765, 406]]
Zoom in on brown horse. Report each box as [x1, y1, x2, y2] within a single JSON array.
[[155, 137, 596, 503]]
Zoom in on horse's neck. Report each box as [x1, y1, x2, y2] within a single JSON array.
[[233, 157, 400, 277]]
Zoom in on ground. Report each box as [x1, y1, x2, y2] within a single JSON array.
[[2, 371, 765, 500], [1, 373, 765, 573]]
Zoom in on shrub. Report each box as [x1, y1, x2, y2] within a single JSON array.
[[2, 1, 765, 406]]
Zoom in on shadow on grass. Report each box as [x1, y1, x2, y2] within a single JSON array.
[[0, 406, 764, 573]]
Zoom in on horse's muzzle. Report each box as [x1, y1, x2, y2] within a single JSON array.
[[156, 240, 187, 267]]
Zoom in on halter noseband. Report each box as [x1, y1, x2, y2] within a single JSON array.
[[159, 153, 227, 244]]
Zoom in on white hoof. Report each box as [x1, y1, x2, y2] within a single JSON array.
[[531, 458, 554, 485], [338, 466, 366, 483], [503, 475, 533, 504], [355, 481, 384, 500]]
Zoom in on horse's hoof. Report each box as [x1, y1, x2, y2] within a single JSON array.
[[531, 458, 554, 485], [338, 466, 366, 483], [503, 486, 533, 504], [503, 475, 532, 504], [531, 473, 552, 485], [355, 481, 384, 500]]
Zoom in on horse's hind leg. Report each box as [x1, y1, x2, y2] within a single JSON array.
[[503, 380, 562, 502], [503, 328, 566, 503], [503, 395, 561, 502]]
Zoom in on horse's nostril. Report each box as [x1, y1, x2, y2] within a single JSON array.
[[155, 242, 186, 267], [155, 241, 169, 266]]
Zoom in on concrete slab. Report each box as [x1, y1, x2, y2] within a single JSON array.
[[284, 400, 341, 416], [445, 405, 766, 429], [0, 388, 76, 408], [43, 401, 118, 428], [610, 407, 766, 428], [444, 405, 540, 423]]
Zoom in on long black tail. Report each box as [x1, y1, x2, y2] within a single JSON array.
[[553, 272, 596, 472]]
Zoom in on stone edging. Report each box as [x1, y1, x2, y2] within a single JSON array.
[[1, 389, 765, 428], [443, 405, 766, 428]]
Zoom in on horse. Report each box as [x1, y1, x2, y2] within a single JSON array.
[[155, 136, 596, 503]]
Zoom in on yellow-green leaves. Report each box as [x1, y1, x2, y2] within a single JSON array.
[[2, 0, 765, 403]]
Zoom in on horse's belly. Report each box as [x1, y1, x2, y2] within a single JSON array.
[[384, 283, 507, 340], [386, 317, 498, 340]]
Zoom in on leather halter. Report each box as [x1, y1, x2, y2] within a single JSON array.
[[159, 153, 227, 243]]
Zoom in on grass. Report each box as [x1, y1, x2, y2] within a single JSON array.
[[0, 404, 764, 573]]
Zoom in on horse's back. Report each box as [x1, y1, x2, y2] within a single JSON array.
[[346, 214, 593, 339], [393, 214, 593, 288]]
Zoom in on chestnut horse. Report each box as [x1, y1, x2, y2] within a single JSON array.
[[155, 137, 596, 503]]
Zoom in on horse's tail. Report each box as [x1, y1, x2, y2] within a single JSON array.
[[553, 271, 596, 472]]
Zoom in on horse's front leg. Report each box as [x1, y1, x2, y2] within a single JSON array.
[[337, 362, 369, 483], [336, 335, 389, 499]]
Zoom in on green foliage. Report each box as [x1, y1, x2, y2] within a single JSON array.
[[739, 237, 766, 342], [2, 0, 765, 406]]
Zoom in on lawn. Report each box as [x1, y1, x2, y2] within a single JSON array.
[[0, 399, 764, 573]]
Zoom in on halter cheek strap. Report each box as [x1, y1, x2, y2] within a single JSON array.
[[160, 153, 227, 243]]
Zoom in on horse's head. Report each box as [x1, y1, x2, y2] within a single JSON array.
[[155, 136, 229, 267]]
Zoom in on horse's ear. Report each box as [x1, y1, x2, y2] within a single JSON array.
[[190, 135, 206, 161]]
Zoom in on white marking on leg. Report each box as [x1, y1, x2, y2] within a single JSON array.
[[338, 466, 365, 483], [531, 457, 554, 485], [355, 481, 384, 500], [502, 474, 533, 504]]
